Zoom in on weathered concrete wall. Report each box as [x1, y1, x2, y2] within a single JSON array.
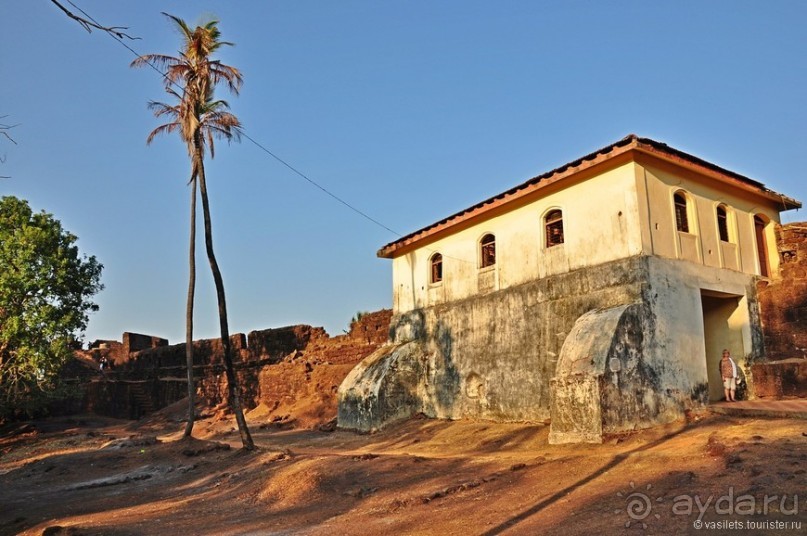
[[338, 342, 425, 431], [340, 257, 649, 432], [548, 306, 626, 443], [339, 256, 762, 437], [643, 256, 761, 402], [549, 302, 687, 443], [757, 222, 807, 362]]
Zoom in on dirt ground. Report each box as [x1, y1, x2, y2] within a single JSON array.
[[1, 405, 805, 536]]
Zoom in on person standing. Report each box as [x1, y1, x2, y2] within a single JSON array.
[[720, 349, 738, 402]]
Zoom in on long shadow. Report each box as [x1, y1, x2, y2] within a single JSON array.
[[0, 437, 253, 534], [481, 422, 698, 535], [473, 424, 547, 455], [1, 422, 502, 535]]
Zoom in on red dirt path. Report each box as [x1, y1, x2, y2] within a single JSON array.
[[1, 407, 805, 535]]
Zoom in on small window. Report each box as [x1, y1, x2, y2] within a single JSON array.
[[545, 210, 564, 247], [716, 205, 729, 242], [674, 192, 689, 233], [480, 234, 496, 268], [430, 253, 443, 284]]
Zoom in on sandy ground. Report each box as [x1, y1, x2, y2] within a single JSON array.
[[0, 406, 805, 536]]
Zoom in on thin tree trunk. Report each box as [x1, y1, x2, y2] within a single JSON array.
[[183, 175, 198, 438], [195, 150, 254, 451]]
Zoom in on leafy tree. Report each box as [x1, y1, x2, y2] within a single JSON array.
[[0, 196, 103, 420], [132, 14, 254, 450]]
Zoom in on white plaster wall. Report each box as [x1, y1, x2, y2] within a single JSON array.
[[645, 257, 756, 399], [392, 162, 642, 313], [637, 159, 782, 278], [391, 155, 787, 318]]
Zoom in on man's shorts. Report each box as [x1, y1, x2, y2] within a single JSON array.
[[723, 377, 736, 390]]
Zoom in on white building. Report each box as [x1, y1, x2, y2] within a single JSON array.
[[338, 135, 801, 443]]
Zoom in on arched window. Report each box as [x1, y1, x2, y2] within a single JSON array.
[[545, 210, 564, 247], [716, 205, 730, 242], [430, 253, 443, 284], [674, 192, 689, 233], [480, 234, 496, 268], [754, 215, 769, 277]]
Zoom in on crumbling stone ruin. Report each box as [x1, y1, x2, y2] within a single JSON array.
[[754, 222, 807, 398], [75, 310, 392, 424]]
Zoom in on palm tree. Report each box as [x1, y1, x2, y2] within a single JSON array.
[[132, 14, 254, 450]]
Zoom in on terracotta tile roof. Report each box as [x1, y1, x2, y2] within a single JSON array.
[[377, 134, 802, 258]]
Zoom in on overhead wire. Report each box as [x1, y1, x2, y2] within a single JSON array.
[[63, 0, 479, 266]]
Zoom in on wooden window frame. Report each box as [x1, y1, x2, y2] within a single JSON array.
[[716, 205, 730, 242], [430, 253, 443, 284], [674, 192, 690, 233], [545, 210, 564, 248], [480, 234, 496, 268]]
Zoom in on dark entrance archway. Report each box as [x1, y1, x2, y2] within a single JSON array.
[[701, 290, 745, 402]]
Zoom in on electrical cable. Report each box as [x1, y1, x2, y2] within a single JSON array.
[[63, 0, 480, 266]]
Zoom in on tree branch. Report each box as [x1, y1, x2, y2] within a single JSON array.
[[0, 116, 18, 145], [0, 116, 15, 178], [49, 0, 139, 40]]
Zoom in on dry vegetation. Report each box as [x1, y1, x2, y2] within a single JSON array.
[[1, 404, 805, 535]]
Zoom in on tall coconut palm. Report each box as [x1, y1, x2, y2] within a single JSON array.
[[132, 14, 254, 450]]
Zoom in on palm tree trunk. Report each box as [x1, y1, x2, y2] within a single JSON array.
[[183, 175, 198, 438], [194, 149, 254, 451]]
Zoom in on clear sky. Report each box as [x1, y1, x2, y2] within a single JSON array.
[[1, 1, 805, 345]]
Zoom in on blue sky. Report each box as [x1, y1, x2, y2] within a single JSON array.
[[1, 1, 805, 344]]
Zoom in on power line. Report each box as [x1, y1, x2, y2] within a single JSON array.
[[235, 130, 400, 236], [65, 1, 172, 86], [62, 1, 478, 266], [65, 0, 400, 236], [52, 0, 138, 40]]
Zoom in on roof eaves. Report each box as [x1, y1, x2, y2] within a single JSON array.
[[378, 135, 802, 258], [377, 134, 640, 258], [631, 138, 801, 210]]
